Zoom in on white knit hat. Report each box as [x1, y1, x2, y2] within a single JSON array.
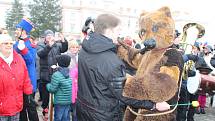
[[0, 34, 14, 44]]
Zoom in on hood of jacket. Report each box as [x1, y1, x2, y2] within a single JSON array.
[[81, 32, 117, 53], [58, 67, 70, 78]]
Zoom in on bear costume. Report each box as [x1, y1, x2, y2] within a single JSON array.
[[117, 7, 184, 121]]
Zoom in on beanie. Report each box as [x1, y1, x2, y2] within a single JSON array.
[[44, 29, 54, 37], [0, 34, 14, 44], [193, 42, 200, 50], [56, 54, 71, 67], [205, 45, 213, 53]]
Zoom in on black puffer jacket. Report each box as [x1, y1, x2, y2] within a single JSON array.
[[77, 33, 154, 121], [37, 40, 68, 82], [210, 54, 215, 68]]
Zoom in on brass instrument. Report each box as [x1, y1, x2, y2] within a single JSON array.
[[179, 23, 205, 52], [181, 23, 205, 81], [182, 60, 195, 81], [180, 23, 209, 94]]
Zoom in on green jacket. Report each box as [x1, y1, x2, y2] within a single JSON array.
[[47, 71, 72, 105]]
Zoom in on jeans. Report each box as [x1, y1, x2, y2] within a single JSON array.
[[54, 104, 71, 121], [0, 113, 20, 121]]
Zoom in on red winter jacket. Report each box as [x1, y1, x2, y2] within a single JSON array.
[[0, 51, 32, 116]]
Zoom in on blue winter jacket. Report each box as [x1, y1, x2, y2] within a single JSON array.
[[14, 38, 37, 92]]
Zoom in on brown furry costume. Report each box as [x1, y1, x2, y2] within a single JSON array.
[[117, 7, 184, 121]]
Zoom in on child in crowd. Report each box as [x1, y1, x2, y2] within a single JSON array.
[[47, 54, 72, 121]]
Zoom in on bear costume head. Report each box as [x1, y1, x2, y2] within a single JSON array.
[[138, 7, 175, 49]]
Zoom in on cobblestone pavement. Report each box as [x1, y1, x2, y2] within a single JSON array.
[[35, 93, 215, 121], [36, 103, 215, 121], [194, 96, 215, 121], [194, 107, 215, 121]]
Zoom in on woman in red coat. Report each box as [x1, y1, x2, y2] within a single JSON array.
[[0, 34, 32, 121]]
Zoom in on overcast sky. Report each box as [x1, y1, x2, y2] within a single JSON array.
[[118, 0, 214, 45], [1, 0, 214, 44]]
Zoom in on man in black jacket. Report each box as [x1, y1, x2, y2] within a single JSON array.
[[77, 14, 170, 121], [37, 30, 68, 118]]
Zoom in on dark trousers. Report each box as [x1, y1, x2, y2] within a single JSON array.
[[40, 82, 50, 109], [37, 79, 43, 101], [54, 104, 71, 121], [176, 84, 199, 121], [71, 103, 78, 121], [187, 94, 199, 121], [19, 94, 39, 121]]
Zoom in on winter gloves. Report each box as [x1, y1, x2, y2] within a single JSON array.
[[17, 40, 25, 50]]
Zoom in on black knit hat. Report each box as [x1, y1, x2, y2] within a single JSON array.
[[44, 29, 54, 37], [56, 55, 71, 67]]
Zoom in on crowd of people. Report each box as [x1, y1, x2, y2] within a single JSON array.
[[0, 13, 215, 121], [0, 17, 78, 121]]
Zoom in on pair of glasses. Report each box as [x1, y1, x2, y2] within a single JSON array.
[[71, 46, 79, 48], [2, 42, 13, 45]]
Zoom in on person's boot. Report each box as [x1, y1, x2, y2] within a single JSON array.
[[187, 119, 194, 121], [187, 107, 195, 121], [200, 108, 206, 114], [42, 108, 49, 121], [187, 117, 194, 121], [195, 107, 201, 114]]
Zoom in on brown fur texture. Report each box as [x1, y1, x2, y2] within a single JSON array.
[[117, 44, 142, 69], [117, 7, 184, 121], [123, 49, 184, 121]]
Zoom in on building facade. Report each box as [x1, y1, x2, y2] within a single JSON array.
[[61, 0, 141, 39], [0, 0, 141, 39], [1, 0, 203, 40]]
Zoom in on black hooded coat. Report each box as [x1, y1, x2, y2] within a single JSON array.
[[77, 33, 154, 121]]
